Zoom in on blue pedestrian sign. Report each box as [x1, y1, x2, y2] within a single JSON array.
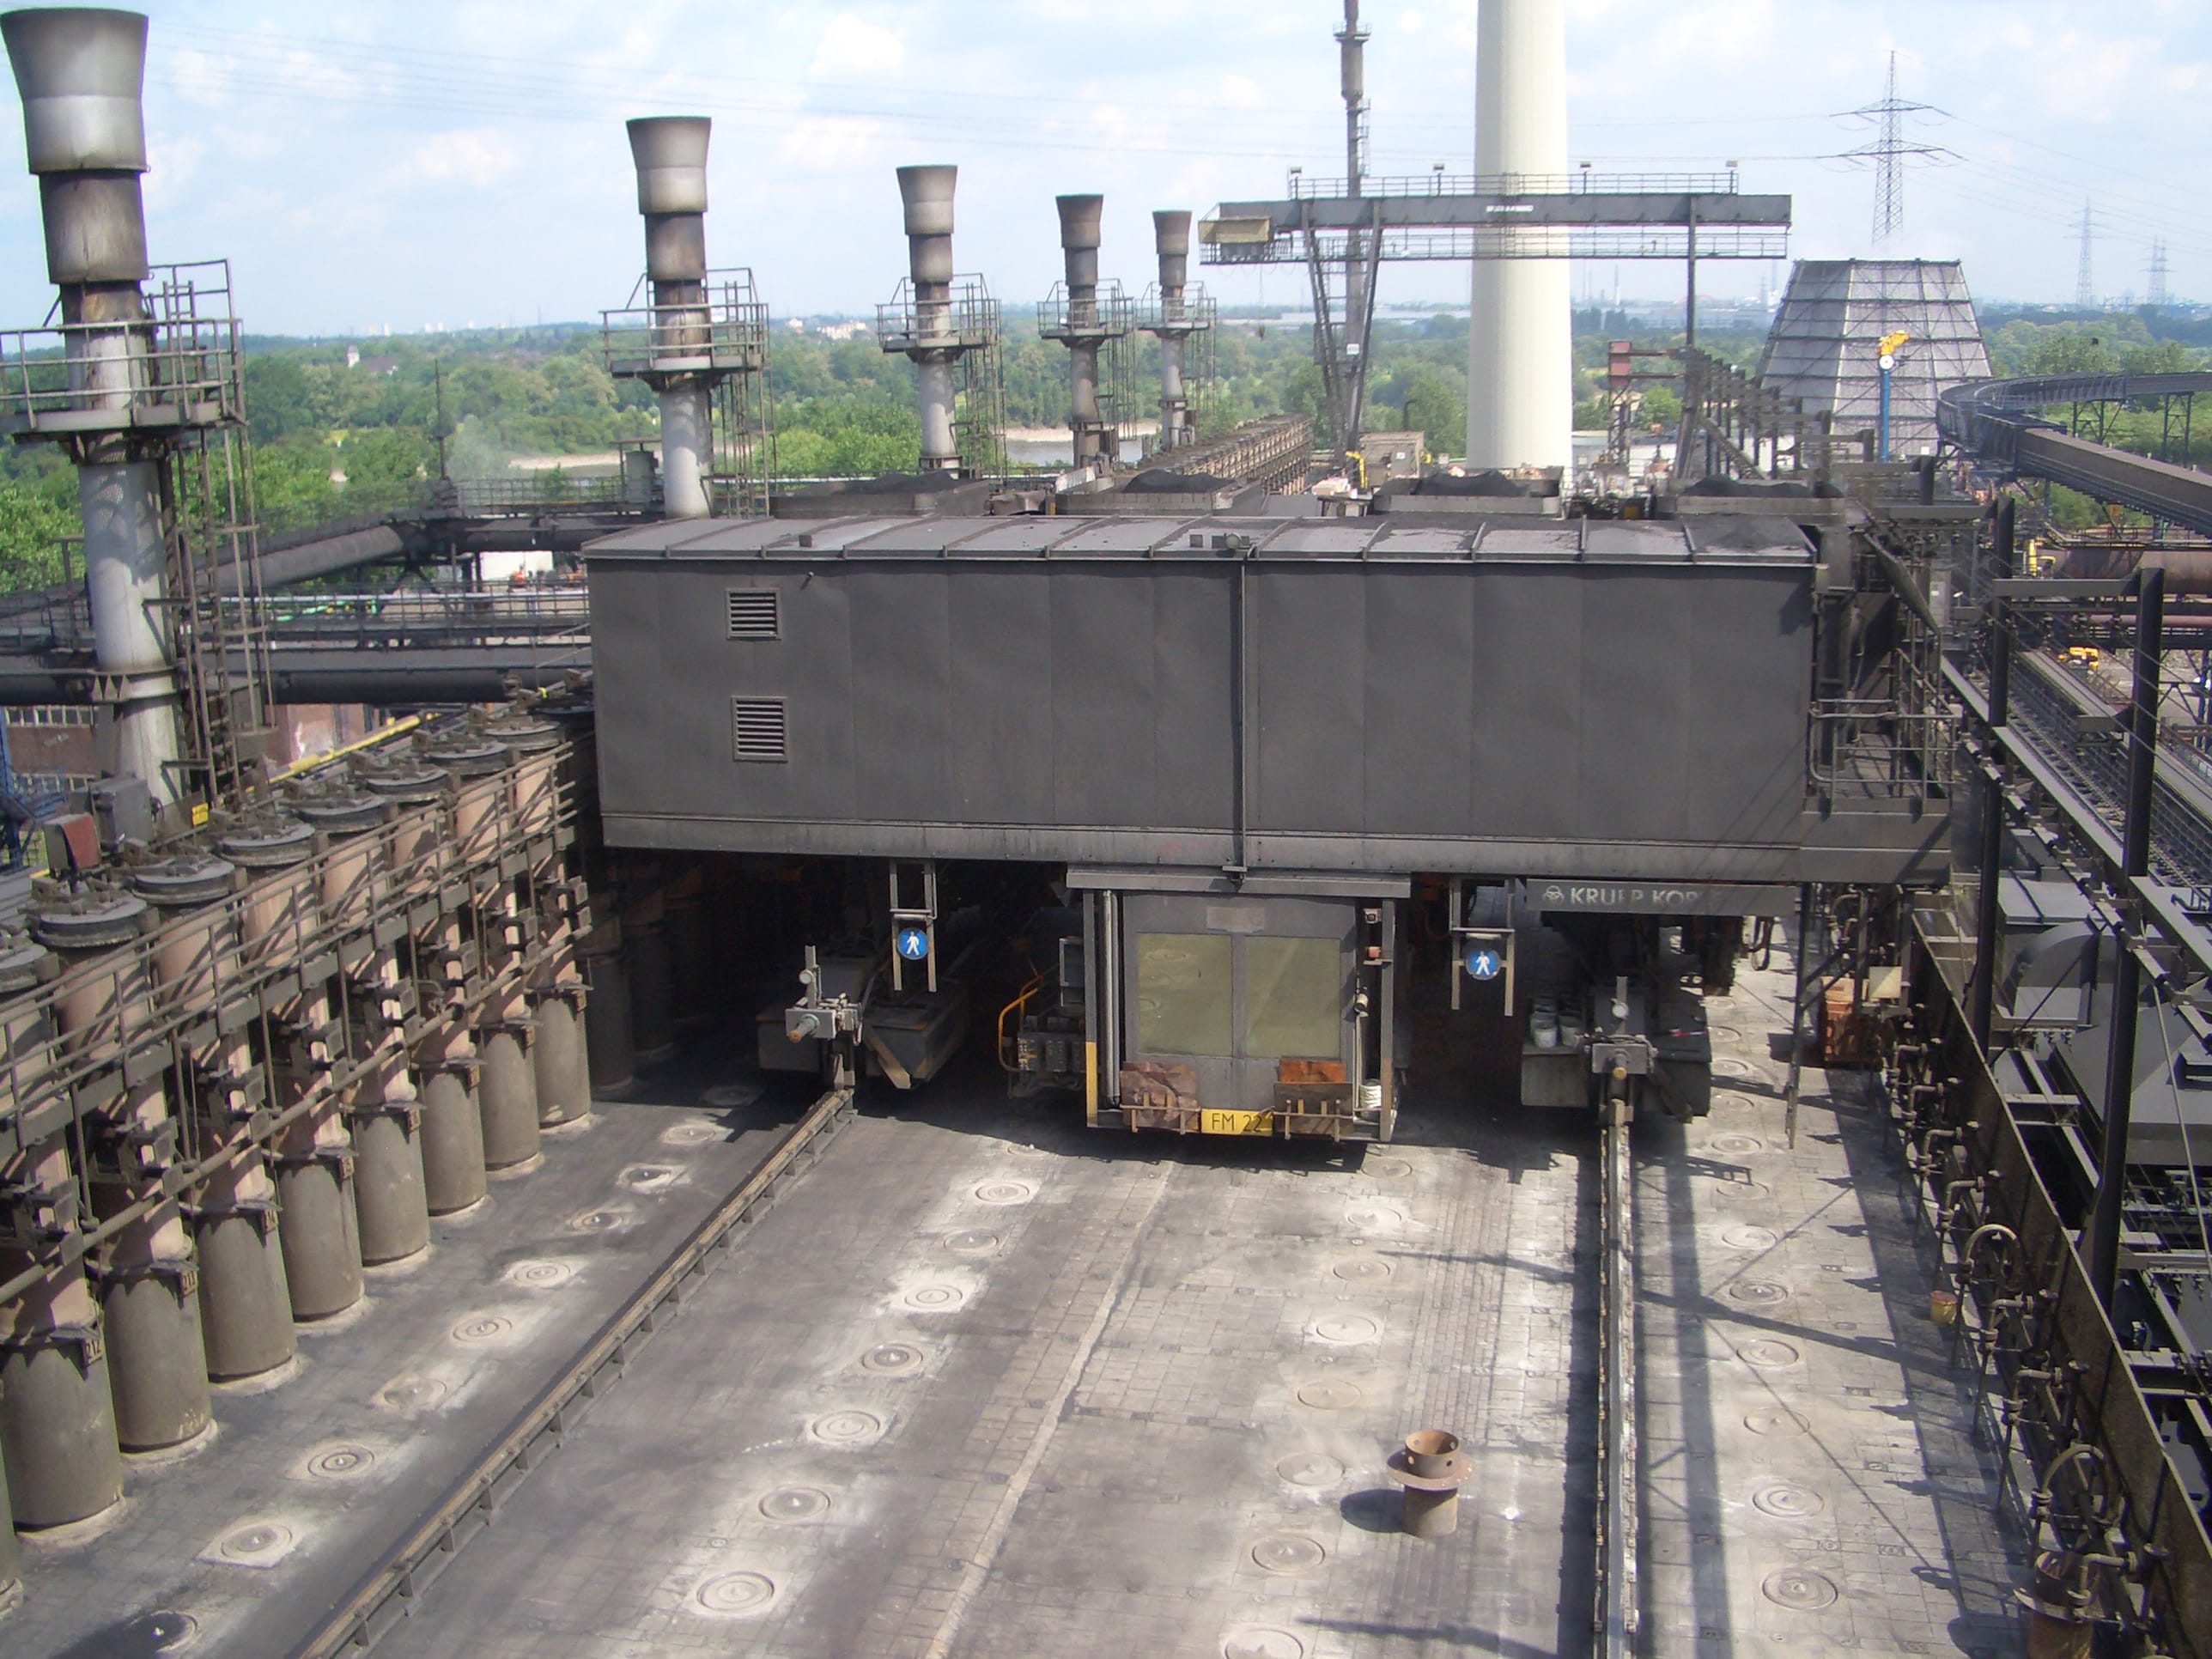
[[1465, 945, 1502, 981], [896, 927, 930, 963]]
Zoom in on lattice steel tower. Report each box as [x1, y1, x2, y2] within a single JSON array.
[[1844, 53, 1942, 246], [2076, 203, 2096, 308]]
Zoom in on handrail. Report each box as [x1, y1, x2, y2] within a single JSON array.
[[1283, 169, 1741, 200]]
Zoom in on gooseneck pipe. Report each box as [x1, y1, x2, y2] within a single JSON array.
[[3, 6, 182, 801]]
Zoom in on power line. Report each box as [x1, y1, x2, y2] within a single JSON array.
[[2076, 201, 2096, 309]]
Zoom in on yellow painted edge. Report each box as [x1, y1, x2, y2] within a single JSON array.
[[1084, 1039, 1098, 1128], [270, 714, 424, 782]]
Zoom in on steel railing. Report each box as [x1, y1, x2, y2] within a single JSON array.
[[0, 262, 244, 437], [602, 269, 769, 381], [1036, 283, 1132, 341], [0, 741, 581, 1195], [876, 276, 999, 356], [1282, 169, 1743, 200]]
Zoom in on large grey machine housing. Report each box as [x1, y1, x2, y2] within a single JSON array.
[[583, 511, 1941, 888]]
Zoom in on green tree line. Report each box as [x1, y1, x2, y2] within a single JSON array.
[[9, 305, 2209, 590]]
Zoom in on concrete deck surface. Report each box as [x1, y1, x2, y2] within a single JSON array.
[[3, 957, 2026, 1659]]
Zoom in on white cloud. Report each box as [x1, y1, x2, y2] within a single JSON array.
[[811, 13, 907, 81], [775, 115, 888, 173], [399, 129, 525, 188], [1218, 74, 1269, 111]]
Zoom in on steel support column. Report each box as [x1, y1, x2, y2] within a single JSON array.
[[2087, 567, 2164, 1308], [1968, 497, 2016, 1055]]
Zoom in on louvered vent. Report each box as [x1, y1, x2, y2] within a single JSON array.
[[726, 587, 780, 640], [731, 697, 788, 763]]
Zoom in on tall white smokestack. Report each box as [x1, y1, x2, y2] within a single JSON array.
[[1466, 0, 1571, 471]]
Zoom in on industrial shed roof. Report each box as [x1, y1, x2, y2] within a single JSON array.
[[584, 514, 1813, 566]]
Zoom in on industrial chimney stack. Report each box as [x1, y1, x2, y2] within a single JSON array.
[[3, 6, 180, 800], [879, 164, 976, 473], [1142, 210, 1208, 451], [603, 117, 770, 520], [1465, 0, 1571, 471], [625, 117, 715, 520], [1039, 194, 1127, 468]]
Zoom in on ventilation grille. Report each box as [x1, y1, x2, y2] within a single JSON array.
[[731, 697, 788, 763], [726, 587, 780, 640]]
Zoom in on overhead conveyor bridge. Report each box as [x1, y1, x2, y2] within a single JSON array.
[[1940, 372, 2212, 544]]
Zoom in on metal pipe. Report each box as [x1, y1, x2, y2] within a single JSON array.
[[2087, 567, 2163, 1309], [626, 116, 714, 519], [3, 6, 183, 802], [897, 164, 962, 472]]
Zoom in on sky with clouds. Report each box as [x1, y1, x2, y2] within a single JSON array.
[[0, 0, 2202, 336]]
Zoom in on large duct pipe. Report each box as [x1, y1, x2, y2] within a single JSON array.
[[898, 164, 961, 471], [1055, 194, 1107, 465], [1465, 0, 1572, 472], [1154, 210, 1193, 449], [627, 116, 714, 520], [3, 7, 183, 803]]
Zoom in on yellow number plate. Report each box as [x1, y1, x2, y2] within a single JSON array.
[[1200, 1109, 1274, 1137]]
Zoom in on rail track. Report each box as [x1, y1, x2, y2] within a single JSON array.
[[289, 1085, 855, 1657]]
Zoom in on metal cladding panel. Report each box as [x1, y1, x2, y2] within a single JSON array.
[[586, 564, 664, 816], [1257, 568, 1367, 834], [1577, 570, 1693, 840], [587, 518, 1815, 869], [849, 568, 951, 817], [1686, 569, 1814, 844], [1466, 568, 1583, 838], [1361, 569, 1474, 833], [1049, 568, 1234, 830], [1247, 562, 1807, 849], [1146, 573, 1237, 831], [948, 569, 1054, 818]]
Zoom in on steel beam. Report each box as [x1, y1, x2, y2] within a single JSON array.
[[2087, 568, 2163, 1310], [1210, 190, 1790, 233]]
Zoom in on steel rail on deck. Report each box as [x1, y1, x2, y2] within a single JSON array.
[[289, 1085, 858, 1658], [1595, 1106, 1638, 1656]]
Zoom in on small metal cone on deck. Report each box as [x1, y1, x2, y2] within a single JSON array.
[[1387, 1428, 1470, 1538]]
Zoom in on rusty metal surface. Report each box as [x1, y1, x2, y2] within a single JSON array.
[[1904, 927, 2212, 1659]]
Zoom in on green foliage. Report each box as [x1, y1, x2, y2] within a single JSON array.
[[0, 472, 78, 592], [1639, 384, 1682, 427], [774, 396, 921, 477]]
